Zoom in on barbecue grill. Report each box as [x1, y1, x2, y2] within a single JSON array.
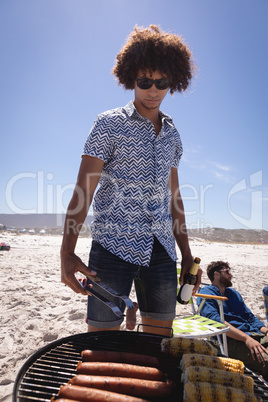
[[13, 330, 268, 402]]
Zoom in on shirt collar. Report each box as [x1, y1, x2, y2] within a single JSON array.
[[209, 285, 222, 295], [124, 101, 174, 125], [210, 284, 232, 297]]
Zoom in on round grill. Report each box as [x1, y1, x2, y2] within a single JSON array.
[[13, 330, 268, 402]]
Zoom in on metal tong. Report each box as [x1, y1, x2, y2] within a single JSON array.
[[81, 275, 135, 319]]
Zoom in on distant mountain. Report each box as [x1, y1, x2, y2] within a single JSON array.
[[0, 214, 267, 243], [0, 213, 94, 229], [187, 227, 268, 244]]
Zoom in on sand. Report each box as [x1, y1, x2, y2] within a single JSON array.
[[0, 232, 268, 401]]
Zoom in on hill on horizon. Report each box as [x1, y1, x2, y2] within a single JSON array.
[[0, 213, 94, 229], [187, 227, 268, 244], [0, 214, 267, 243]]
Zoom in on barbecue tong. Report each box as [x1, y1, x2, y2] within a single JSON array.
[[80, 275, 135, 319]]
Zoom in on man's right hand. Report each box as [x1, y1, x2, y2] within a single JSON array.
[[245, 335, 268, 363], [60, 249, 97, 295], [60, 156, 104, 295]]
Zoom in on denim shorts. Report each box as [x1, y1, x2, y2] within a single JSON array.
[[86, 237, 177, 328]]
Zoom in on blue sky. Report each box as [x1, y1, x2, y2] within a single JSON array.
[[1, 0, 267, 230]]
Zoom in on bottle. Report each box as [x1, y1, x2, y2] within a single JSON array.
[[176, 257, 201, 305]]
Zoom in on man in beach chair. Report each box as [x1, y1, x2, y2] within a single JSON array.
[[197, 261, 268, 380]]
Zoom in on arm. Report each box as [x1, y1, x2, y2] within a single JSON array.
[[198, 290, 268, 363], [198, 292, 223, 322], [225, 322, 268, 363], [60, 155, 104, 294], [260, 326, 268, 336], [240, 298, 267, 329], [169, 167, 202, 293]]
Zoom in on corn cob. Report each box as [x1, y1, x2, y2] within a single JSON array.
[[181, 366, 254, 394], [161, 337, 217, 357], [180, 353, 245, 374], [183, 382, 261, 402]]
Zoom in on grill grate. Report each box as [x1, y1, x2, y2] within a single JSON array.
[[13, 331, 268, 402]]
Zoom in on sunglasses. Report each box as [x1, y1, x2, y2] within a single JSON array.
[[219, 268, 231, 274], [136, 78, 170, 90]]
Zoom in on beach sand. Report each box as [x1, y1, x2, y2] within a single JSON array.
[[1, 233, 267, 401]]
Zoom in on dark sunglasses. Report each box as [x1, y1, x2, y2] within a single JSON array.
[[136, 78, 170, 90]]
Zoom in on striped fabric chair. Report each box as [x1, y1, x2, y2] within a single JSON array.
[[172, 266, 229, 356]]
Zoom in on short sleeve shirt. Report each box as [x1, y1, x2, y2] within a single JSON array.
[[82, 101, 183, 266]]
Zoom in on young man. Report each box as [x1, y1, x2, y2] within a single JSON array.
[[198, 261, 268, 380], [61, 25, 201, 336]]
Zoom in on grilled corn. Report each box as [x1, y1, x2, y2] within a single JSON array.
[[161, 337, 217, 357], [181, 366, 253, 393], [180, 353, 245, 374], [183, 382, 261, 402]]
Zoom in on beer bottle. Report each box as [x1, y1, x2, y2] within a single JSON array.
[[177, 257, 201, 305]]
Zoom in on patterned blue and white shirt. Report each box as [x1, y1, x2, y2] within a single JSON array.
[[82, 101, 183, 266]]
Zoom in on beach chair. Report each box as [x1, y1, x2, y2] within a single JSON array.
[[172, 266, 229, 356]]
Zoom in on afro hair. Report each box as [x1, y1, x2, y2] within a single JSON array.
[[112, 25, 196, 94]]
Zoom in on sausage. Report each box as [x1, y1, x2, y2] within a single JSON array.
[[58, 384, 149, 401], [69, 374, 174, 398], [76, 362, 165, 381], [81, 350, 159, 368]]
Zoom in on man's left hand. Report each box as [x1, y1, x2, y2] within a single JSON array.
[[245, 336, 268, 363]]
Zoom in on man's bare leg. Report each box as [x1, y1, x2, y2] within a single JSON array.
[[141, 317, 172, 337], [88, 325, 121, 332], [126, 302, 139, 330]]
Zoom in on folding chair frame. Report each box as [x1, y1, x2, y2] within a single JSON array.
[[173, 269, 229, 356], [195, 293, 229, 356]]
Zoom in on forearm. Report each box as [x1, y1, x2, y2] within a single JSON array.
[[60, 156, 103, 294], [61, 187, 92, 255], [170, 193, 202, 289], [225, 322, 251, 342], [61, 155, 103, 256], [226, 322, 268, 362], [171, 195, 191, 259], [168, 167, 202, 289], [260, 326, 268, 336]]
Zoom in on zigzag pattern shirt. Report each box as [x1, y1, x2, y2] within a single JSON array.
[[82, 101, 183, 266]]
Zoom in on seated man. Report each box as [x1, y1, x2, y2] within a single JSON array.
[[197, 261, 268, 380]]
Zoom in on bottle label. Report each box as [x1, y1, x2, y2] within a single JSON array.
[[189, 258, 200, 275], [179, 284, 194, 302]]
